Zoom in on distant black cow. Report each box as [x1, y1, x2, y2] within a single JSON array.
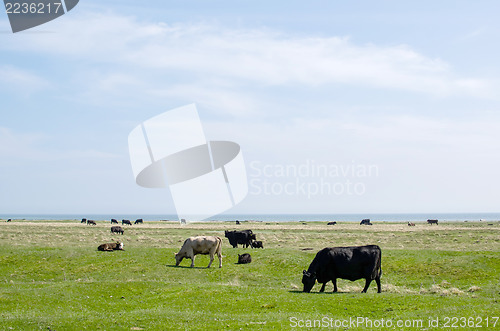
[[111, 219, 118, 224], [81, 218, 87, 224], [224, 230, 256, 248], [360, 219, 372, 225], [302, 245, 382, 293], [98, 241, 124, 252], [236, 220, 241, 225], [7, 219, 11, 222], [111, 226, 124, 235], [251, 240, 263, 249], [134, 219, 143, 224], [122, 219, 132, 226], [427, 219, 438, 225], [87, 220, 96, 226], [327, 221, 337, 225], [238, 253, 252, 264], [180, 218, 187, 225]]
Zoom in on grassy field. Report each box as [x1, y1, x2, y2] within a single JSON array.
[[0, 220, 499, 330]]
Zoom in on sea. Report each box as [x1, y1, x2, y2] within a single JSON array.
[[2, 213, 500, 223]]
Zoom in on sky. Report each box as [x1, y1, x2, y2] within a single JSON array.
[[1, 1, 500, 215]]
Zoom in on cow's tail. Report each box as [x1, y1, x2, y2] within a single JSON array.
[[373, 249, 382, 279], [215, 236, 222, 255]]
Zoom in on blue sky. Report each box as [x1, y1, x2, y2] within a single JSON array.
[[1, 1, 499, 215]]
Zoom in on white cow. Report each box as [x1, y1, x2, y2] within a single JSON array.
[[175, 236, 222, 268]]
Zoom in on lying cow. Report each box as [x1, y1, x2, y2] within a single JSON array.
[[360, 219, 372, 225], [327, 221, 337, 225], [225, 230, 255, 248], [97, 241, 124, 251], [302, 245, 382, 293], [251, 240, 263, 249], [175, 236, 222, 268], [238, 253, 252, 264], [427, 219, 438, 225], [111, 226, 124, 235], [408, 222, 415, 227]]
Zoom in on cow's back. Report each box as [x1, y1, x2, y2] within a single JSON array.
[[314, 245, 381, 282]]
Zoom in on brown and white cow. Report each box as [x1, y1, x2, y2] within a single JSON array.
[[97, 241, 124, 251], [175, 236, 222, 268]]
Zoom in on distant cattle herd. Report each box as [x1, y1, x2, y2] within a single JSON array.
[[1, 216, 495, 293]]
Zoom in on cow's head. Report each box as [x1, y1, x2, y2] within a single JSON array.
[[175, 253, 183, 266], [116, 242, 124, 250], [302, 270, 316, 293]]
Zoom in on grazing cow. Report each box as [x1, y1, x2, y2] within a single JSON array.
[[134, 219, 143, 224], [180, 218, 187, 225], [7, 219, 11, 222], [111, 219, 118, 224], [122, 219, 132, 226], [98, 241, 124, 251], [302, 245, 382, 293], [360, 219, 372, 225], [224, 230, 256, 248], [238, 253, 252, 264], [175, 236, 222, 268], [427, 219, 438, 225], [81, 218, 87, 224], [111, 226, 124, 235], [327, 221, 337, 225], [408, 222, 415, 227], [236, 220, 241, 225], [251, 240, 264, 249], [87, 220, 96, 226]]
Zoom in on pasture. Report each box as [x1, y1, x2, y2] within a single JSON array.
[[0, 220, 499, 330]]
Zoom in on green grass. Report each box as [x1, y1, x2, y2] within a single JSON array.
[[0, 221, 499, 330]]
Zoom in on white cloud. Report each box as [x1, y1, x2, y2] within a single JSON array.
[[0, 66, 50, 92], [2, 12, 494, 99]]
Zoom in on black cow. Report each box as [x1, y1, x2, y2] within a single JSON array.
[[134, 219, 143, 224], [427, 219, 438, 225], [251, 240, 263, 249], [327, 221, 337, 225], [81, 218, 87, 224], [122, 219, 132, 226], [111, 219, 118, 224], [87, 220, 96, 226], [111, 226, 124, 235], [237, 253, 252, 264], [360, 219, 372, 225], [302, 245, 382, 293], [7, 219, 11, 222], [236, 220, 241, 225], [224, 230, 256, 248]]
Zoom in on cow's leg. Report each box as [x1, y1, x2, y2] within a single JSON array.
[[207, 254, 213, 268], [332, 279, 338, 292], [218, 252, 222, 268], [319, 283, 326, 292], [362, 279, 372, 293], [376, 277, 381, 293], [190, 256, 195, 267]]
